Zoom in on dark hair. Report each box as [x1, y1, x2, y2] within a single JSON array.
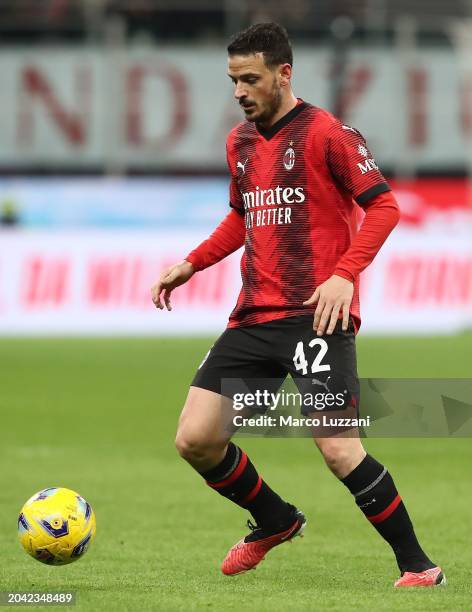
[[227, 22, 293, 67]]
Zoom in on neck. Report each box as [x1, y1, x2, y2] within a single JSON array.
[[257, 92, 299, 130]]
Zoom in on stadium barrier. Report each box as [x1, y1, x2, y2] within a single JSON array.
[[0, 222, 470, 335]]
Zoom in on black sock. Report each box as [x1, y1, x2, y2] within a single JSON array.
[[341, 454, 436, 573], [200, 443, 293, 532]]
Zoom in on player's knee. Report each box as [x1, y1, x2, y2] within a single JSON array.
[[317, 439, 365, 477], [175, 430, 212, 463]]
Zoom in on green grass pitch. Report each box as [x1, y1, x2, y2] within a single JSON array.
[[1, 334, 471, 611]]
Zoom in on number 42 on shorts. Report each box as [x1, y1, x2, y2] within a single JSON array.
[[293, 339, 331, 375]]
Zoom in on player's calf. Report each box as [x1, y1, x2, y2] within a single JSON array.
[[199, 442, 295, 532], [340, 453, 440, 576]]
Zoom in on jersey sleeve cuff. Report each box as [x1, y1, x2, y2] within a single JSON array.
[[184, 254, 201, 272], [229, 202, 245, 216], [333, 267, 356, 283], [355, 182, 391, 205]]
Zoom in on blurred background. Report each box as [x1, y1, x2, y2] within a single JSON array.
[[0, 0, 471, 336]]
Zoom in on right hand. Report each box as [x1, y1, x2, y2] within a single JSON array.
[[151, 260, 195, 311]]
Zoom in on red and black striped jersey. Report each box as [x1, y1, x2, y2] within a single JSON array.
[[225, 100, 390, 330]]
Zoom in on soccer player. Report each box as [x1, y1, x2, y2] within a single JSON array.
[[151, 23, 445, 587]]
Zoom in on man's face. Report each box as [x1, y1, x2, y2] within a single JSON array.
[[228, 52, 284, 125]]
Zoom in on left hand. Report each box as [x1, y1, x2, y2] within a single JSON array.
[[303, 274, 354, 336]]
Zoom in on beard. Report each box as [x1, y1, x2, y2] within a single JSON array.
[[243, 79, 283, 126]]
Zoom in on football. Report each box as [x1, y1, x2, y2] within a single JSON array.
[[18, 487, 96, 565]]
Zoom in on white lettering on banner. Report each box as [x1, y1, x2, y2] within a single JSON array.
[[0, 48, 469, 167], [0, 228, 470, 335]]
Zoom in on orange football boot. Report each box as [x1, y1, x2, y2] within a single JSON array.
[[394, 566, 446, 587], [222, 508, 306, 576]]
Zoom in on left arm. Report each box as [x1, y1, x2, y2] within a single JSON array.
[[304, 120, 400, 335], [334, 190, 401, 282], [304, 190, 400, 335]]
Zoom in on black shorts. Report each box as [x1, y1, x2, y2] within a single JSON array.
[[192, 314, 359, 416]]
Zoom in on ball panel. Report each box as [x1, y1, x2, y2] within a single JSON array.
[[17, 513, 30, 534], [18, 487, 96, 565]]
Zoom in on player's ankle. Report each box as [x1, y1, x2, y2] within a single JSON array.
[[251, 501, 297, 533], [398, 555, 437, 573]]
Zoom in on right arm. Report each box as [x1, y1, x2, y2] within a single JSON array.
[[185, 207, 245, 271]]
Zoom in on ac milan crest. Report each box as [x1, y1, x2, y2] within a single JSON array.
[[283, 146, 295, 170]]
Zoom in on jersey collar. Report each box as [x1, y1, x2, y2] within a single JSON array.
[[255, 100, 308, 141]]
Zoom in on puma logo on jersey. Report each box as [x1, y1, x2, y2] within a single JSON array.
[[237, 158, 248, 174]]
